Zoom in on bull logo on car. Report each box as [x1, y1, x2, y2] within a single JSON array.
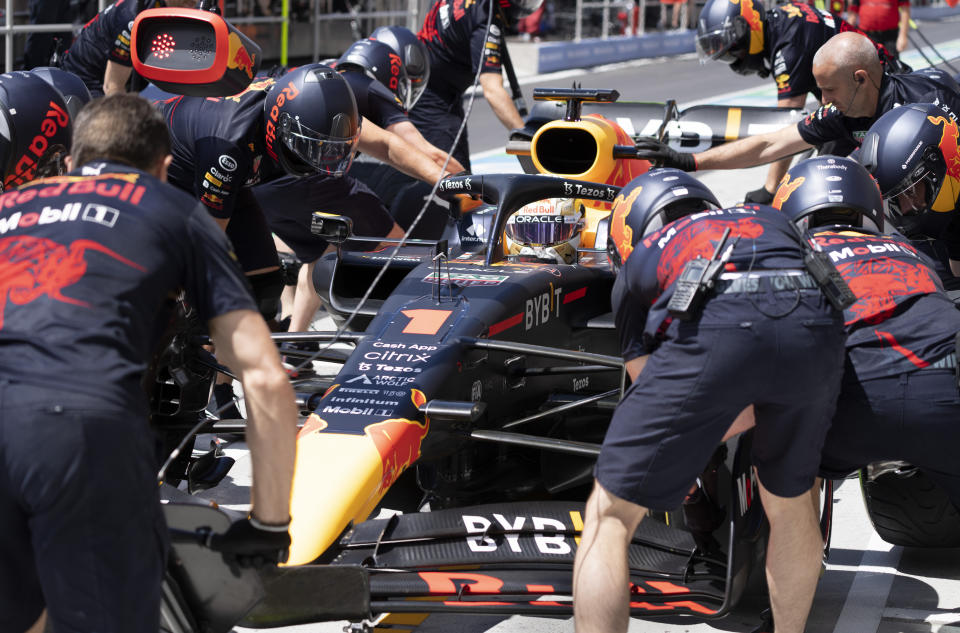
[[771, 174, 804, 210], [227, 31, 256, 80], [365, 388, 429, 493], [927, 114, 960, 212], [0, 235, 144, 330]]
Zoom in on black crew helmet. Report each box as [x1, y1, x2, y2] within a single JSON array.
[[607, 168, 721, 271], [338, 39, 412, 111], [264, 64, 360, 178], [0, 72, 72, 191], [369, 26, 430, 109], [858, 102, 960, 221], [696, 0, 768, 76], [30, 67, 91, 120], [773, 156, 885, 233]]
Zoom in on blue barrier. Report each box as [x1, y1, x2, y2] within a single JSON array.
[[537, 30, 696, 74], [912, 4, 960, 20]]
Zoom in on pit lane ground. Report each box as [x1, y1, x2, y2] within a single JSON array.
[[211, 23, 960, 632]]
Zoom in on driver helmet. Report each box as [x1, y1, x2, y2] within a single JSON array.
[[338, 39, 412, 110], [607, 168, 721, 271], [696, 0, 768, 77], [497, 0, 545, 24], [505, 197, 584, 264], [0, 71, 73, 191], [773, 156, 885, 233], [264, 63, 361, 178], [369, 26, 430, 109], [857, 102, 960, 225], [30, 67, 91, 121]]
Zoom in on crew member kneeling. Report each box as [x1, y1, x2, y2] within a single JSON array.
[[775, 155, 960, 513], [573, 169, 846, 633]]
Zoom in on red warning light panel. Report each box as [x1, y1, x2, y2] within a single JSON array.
[[131, 8, 262, 97]]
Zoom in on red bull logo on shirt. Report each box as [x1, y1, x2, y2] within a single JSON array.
[[926, 115, 960, 212], [227, 31, 257, 80], [610, 185, 644, 265]]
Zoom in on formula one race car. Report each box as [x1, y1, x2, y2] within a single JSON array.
[[149, 88, 819, 633]]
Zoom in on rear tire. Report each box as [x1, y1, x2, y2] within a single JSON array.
[[861, 466, 960, 547]]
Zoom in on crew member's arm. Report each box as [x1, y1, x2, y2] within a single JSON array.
[[625, 355, 648, 381], [358, 117, 456, 184], [103, 60, 133, 96], [846, 0, 859, 26], [209, 309, 297, 523], [387, 120, 467, 173], [479, 72, 524, 132], [896, 2, 910, 53], [757, 94, 809, 199], [694, 123, 812, 171]]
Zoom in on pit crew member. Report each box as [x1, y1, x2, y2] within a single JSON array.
[[573, 169, 846, 633], [638, 32, 960, 195], [0, 94, 297, 633], [61, 0, 197, 97], [774, 155, 960, 508], [856, 102, 960, 287], [411, 0, 543, 171], [335, 36, 466, 217], [696, 0, 902, 203]]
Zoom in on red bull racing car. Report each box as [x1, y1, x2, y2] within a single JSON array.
[[154, 87, 956, 633]]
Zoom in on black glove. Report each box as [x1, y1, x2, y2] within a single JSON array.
[[633, 138, 697, 171], [743, 186, 775, 205], [208, 516, 291, 570]]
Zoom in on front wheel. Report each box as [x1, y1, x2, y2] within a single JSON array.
[[860, 463, 960, 547]]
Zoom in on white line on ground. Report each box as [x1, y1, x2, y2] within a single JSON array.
[[884, 608, 960, 633], [831, 530, 904, 633]]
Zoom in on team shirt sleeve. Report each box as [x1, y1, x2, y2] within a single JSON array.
[[796, 103, 853, 147], [106, 4, 135, 66], [181, 201, 258, 320], [773, 42, 815, 98], [192, 137, 252, 220], [612, 260, 654, 361], [367, 79, 411, 128], [470, 17, 504, 75]]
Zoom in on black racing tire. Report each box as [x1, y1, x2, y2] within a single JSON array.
[[860, 468, 960, 547]]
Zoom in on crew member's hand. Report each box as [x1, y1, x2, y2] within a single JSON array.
[[633, 138, 697, 171], [209, 516, 291, 570], [744, 186, 775, 205]]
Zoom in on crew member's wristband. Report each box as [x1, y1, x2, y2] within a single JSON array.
[[250, 515, 292, 532]]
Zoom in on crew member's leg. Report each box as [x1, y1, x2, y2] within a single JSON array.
[[2, 385, 166, 633], [572, 482, 645, 633]]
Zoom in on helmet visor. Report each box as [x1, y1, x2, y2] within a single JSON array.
[[506, 212, 581, 246], [696, 26, 741, 63], [280, 113, 360, 176]]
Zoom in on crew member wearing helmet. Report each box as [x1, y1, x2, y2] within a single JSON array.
[[696, 0, 902, 203], [412, 0, 542, 171], [773, 155, 960, 516], [573, 169, 846, 633], [856, 102, 960, 287], [61, 0, 198, 97], [0, 72, 74, 191], [370, 25, 431, 110], [336, 38, 465, 174], [0, 94, 297, 633], [637, 33, 960, 197]]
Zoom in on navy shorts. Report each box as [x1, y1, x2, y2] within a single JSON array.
[[254, 174, 395, 263], [408, 87, 471, 172], [822, 365, 960, 507], [0, 382, 167, 633], [226, 188, 281, 273], [597, 289, 846, 510]]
